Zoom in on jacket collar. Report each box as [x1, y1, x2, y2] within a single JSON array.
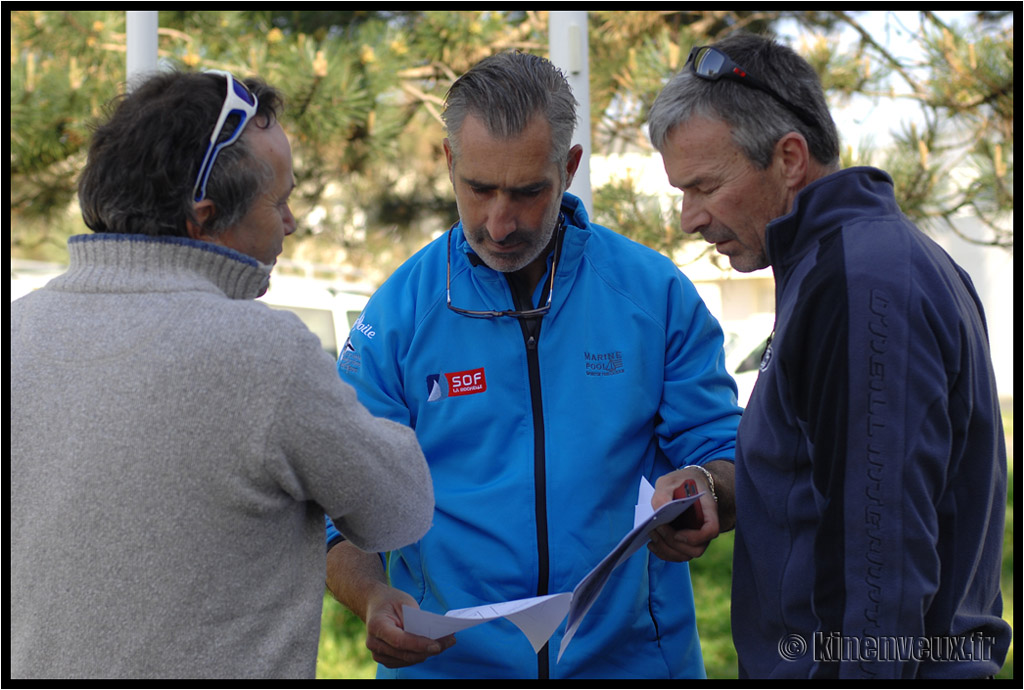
[[766, 166, 899, 276]]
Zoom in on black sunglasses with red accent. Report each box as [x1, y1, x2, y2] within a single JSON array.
[[686, 45, 818, 128]]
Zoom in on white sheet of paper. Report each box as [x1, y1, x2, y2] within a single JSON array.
[[400, 477, 703, 662], [634, 475, 657, 526], [557, 485, 701, 661], [403, 592, 572, 653]]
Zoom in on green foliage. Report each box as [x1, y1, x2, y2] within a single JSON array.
[[591, 177, 681, 257], [689, 530, 738, 677], [9, 10, 1014, 271], [317, 595, 377, 680], [998, 408, 1014, 680], [840, 12, 1013, 248], [10, 12, 126, 224]]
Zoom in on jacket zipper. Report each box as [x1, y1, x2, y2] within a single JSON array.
[[526, 329, 549, 679], [510, 280, 549, 680]]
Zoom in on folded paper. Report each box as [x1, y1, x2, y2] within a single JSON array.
[[401, 478, 703, 661]]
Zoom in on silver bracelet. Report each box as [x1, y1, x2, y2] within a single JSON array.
[[684, 464, 717, 503]]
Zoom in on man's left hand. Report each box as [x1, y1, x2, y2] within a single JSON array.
[[647, 460, 735, 562]]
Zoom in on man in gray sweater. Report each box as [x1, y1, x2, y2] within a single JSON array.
[[10, 70, 434, 679]]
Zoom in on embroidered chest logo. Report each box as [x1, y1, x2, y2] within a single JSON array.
[[584, 350, 625, 377], [428, 367, 488, 401]]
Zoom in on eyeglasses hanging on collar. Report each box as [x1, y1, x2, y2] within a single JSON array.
[[445, 214, 565, 319]]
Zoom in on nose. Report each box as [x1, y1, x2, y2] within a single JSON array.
[[485, 196, 517, 243], [679, 193, 709, 236]]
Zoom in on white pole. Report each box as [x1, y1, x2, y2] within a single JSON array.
[[548, 11, 592, 214], [125, 11, 159, 91]]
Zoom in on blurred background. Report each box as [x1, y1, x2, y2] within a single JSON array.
[[8, 10, 1014, 679]]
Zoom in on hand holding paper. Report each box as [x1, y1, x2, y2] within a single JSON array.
[[401, 478, 702, 661], [403, 593, 572, 654]]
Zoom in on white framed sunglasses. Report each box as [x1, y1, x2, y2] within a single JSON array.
[[192, 70, 259, 203]]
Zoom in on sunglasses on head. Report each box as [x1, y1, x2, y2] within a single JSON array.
[[192, 70, 259, 203], [686, 45, 818, 128]]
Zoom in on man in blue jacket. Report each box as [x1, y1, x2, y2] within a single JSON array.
[[648, 32, 1010, 679], [325, 51, 742, 679]]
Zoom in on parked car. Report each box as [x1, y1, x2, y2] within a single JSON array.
[[10, 260, 66, 301], [258, 275, 369, 360], [721, 315, 775, 408]]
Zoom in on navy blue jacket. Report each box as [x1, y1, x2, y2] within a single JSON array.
[[732, 167, 1010, 679]]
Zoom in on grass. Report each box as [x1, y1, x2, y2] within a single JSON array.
[[688, 530, 738, 677], [316, 595, 377, 680], [316, 410, 1015, 679], [999, 407, 1015, 680]]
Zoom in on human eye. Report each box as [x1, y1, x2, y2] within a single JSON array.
[[278, 180, 296, 206], [682, 180, 716, 197], [464, 179, 494, 196], [511, 183, 549, 201]]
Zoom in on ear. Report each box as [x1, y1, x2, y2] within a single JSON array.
[[774, 132, 810, 192], [563, 144, 584, 189], [442, 138, 455, 185], [186, 199, 216, 241]]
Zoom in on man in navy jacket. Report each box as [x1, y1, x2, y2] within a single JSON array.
[[648, 32, 1010, 679]]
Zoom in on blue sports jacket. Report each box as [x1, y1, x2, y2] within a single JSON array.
[[332, 193, 741, 679]]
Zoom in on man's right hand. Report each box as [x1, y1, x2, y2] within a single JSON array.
[[363, 585, 457, 668], [326, 540, 455, 669]]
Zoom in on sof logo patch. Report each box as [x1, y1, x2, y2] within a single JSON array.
[[427, 367, 488, 401]]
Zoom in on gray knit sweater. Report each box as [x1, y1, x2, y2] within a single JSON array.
[[10, 234, 434, 679]]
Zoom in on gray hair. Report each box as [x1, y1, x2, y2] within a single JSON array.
[[648, 33, 840, 170], [443, 51, 578, 170]]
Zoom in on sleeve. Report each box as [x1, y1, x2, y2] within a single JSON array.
[[788, 237, 950, 678], [656, 268, 743, 468], [326, 286, 422, 548], [265, 319, 433, 554], [325, 514, 344, 550], [336, 289, 420, 425]]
